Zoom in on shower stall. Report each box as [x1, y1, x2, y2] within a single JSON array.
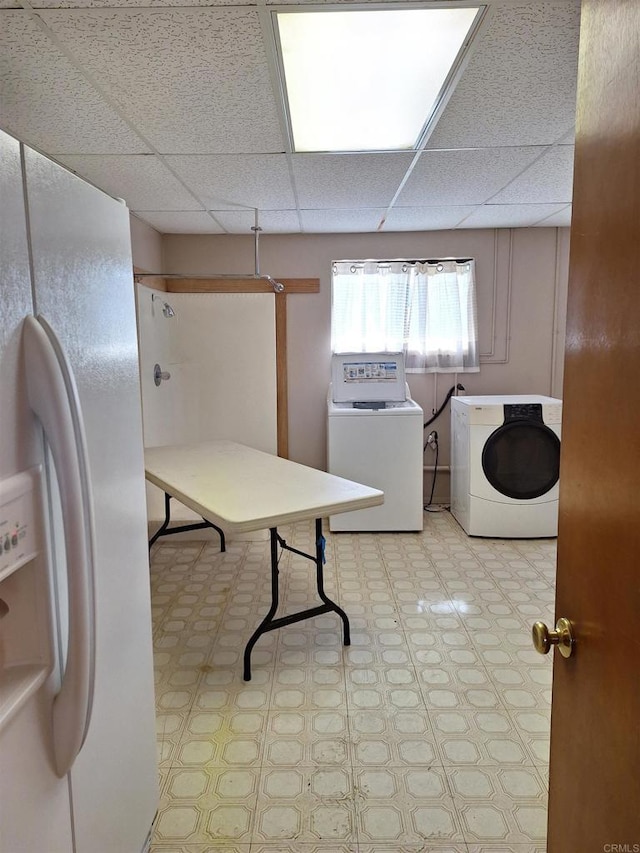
[[135, 285, 278, 534]]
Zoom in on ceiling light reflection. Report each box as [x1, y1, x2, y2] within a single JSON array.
[[415, 599, 474, 614]]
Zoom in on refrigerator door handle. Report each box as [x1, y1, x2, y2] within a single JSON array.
[[22, 315, 97, 778]]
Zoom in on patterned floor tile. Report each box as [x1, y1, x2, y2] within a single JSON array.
[[450, 765, 547, 845], [150, 843, 250, 852], [249, 845, 357, 853], [358, 845, 468, 853], [263, 710, 352, 767], [355, 789, 464, 845], [252, 794, 357, 844], [467, 845, 546, 853], [149, 513, 555, 850], [349, 708, 440, 768], [430, 709, 532, 767]]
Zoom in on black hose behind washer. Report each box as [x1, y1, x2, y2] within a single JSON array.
[[423, 383, 465, 510], [424, 383, 465, 429]]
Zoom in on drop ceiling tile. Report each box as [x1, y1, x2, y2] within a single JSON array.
[[41, 7, 284, 153], [534, 205, 572, 227], [20, 1, 242, 6], [133, 211, 224, 234], [398, 147, 542, 207], [427, 76, 577, 148], [211, 209, 301, 233], [268, 0, 356, 4], [166, 155, 296, 211], [1, 0, 583, 234], [292, 154, 414, 210], [459, 203, 570, 229], [382, 206, 477, 232], [490, 145, 575, 204], [0, 10, 149, 153], [55, 155, 202, 210], [300, 209, 387, 233], [427, 1, 580, 148]]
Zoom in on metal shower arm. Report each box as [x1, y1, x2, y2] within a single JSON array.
[[132, 211, 285, 293]]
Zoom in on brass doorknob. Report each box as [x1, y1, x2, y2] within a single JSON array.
[[532, 617, 574, 658]]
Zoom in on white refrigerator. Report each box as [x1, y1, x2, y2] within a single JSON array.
[[0, 130, 158, 851]]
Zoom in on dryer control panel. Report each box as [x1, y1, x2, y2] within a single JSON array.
[[504, 403, 544, 422], [453, 395, 562, 426]]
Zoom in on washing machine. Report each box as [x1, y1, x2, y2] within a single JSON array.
[[327, 353, 424, 532], [450, 395, 562, 538]]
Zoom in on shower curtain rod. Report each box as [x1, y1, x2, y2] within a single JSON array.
[[133, 211, 285, 293], [134, 271, 285, 292]]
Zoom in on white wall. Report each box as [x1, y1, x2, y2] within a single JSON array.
[[134, 284, 277, 525], [170, 292, 277, 453], [159, 227, 570, 503]]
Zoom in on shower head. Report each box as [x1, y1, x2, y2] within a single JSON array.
[[152, 293, 176, 318]]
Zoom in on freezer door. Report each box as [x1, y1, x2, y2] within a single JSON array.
[[24, 145, 158, 852], [0, 132, 74, 852]]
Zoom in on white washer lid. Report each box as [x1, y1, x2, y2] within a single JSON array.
[[328, 397, 422, 416]]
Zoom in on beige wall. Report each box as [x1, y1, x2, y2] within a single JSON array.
[[133, 226, 569, 502], [130, 214, 163, 274]]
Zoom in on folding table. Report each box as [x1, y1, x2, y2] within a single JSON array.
[[144, 440, 384, 679]]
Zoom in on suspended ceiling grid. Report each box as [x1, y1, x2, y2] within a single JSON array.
[[0, 0, 581, 234]]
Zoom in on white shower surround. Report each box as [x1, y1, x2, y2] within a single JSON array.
[[136, 285, 277, 532]]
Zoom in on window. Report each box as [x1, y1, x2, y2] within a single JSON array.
[[331, 259, 479, 373]]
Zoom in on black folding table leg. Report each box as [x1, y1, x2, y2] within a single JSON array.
[[148, 492, 226, 552], [148, 492, 173, 550], [243, 528, 280, 680], [242, 520, 351, 681], [314, 518, 350, 646]]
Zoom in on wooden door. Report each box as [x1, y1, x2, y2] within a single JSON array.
[[547, 0, 640, 848]]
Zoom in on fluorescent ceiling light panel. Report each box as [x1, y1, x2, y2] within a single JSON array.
[[276, 7, 481, 153]]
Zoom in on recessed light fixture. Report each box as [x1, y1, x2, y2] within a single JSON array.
[[275, 6, 483, 153]]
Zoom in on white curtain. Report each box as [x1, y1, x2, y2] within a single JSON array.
[[331, 259, 479, 373]]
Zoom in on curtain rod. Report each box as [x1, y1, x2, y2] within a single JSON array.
[[336, 258, 473, 265]]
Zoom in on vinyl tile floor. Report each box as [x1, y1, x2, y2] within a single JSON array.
[[148, 509, 555, 853]]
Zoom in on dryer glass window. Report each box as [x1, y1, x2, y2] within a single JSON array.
[[481, 422, 560, 500]]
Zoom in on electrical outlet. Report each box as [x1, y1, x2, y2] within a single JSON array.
[[426, 430, 438, 449]]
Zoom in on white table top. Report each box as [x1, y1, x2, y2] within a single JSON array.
[[145, 440, 384, 534]]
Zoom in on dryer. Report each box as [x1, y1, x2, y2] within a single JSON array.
[[451, 395, 562, 538]]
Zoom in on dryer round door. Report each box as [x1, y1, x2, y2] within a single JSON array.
[[481, 420, 561, 500]]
